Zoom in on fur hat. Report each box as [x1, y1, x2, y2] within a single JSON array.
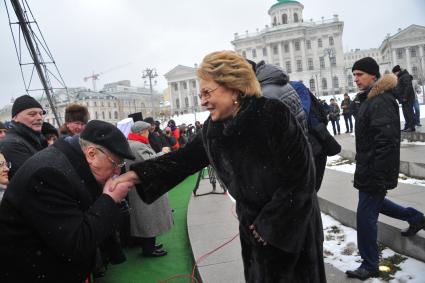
[[81, 120, 134, 160], [131, 121, 150, 133], [352, 57, 380, 79], [12, 95, 45, 118], [65, 104, 89, 124], [392, 65, 401, 73]]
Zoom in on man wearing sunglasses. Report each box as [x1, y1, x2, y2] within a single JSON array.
[[0, 120, 135, 282]]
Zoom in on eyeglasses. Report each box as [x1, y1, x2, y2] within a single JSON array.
[[96, 147, 126, 168], [0, 161, 11, 169], [198, 86, 220, 100]]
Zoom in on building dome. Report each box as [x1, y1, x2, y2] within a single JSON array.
[[268, 0, 304, 26]]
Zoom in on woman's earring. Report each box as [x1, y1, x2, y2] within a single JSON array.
[[233, 100, 238, 105]]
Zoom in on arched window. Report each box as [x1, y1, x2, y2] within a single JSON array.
[[273, 17, 277, 26], [176, 99, 180, 109], [282, 14, 288, 24], [333, 76, 339, 89], [108, 111, 112, 119], [95, 111, 98, 119], [114, 111, 118, 119], [309, 79, 316, 91], [102, 111, 105, 120], [329, 36, 334, 46], [322, 78, 328, 89], [184, 97, 189, 107], [294, 13, 299, 23]]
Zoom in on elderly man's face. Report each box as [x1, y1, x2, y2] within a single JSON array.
[[353, 70, 376, 91], [13, 108, 44, 132], [85, 146, 123, 185]]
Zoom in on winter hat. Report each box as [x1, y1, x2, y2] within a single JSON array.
[[0, 121, 6, 130], [11, 95, 45, 118], [392, 65, 401, 73], [143, 117, 155, 125], [65, 104, 89, 124], [41, 122, 59, 137], [131, 121, 150, 133], [352, 57, 380, 79], [81, 120, 135, 160]]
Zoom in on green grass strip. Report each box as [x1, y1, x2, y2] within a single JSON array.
[[97, 174, 197, 283]]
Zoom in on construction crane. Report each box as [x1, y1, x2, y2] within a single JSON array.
[[83, 63, 131, 92]]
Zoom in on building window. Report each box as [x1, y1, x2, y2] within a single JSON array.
[[176, 99, 180, 109], [252, 49, 257, 58], [322, 78, 327, 89], [94, 101, 97, 107], [173, 83, 178, 91], [191, 80, 196, 88], [333, 76, 339, 89], [95, 111, 98, 119], [318, 38, 322, 48], [108, 111, 112, 119], [309, 79, 315, 91], [282, 14, 288, 24], [397, 48, 403, 59], [182, 81, 187, 90], [141, 102, 145, 108], [296, 60, 302, 72], [242, 51, 246, 58], [285, 61, 292, 73], [410, 47, 417, 58], [184, 97, 189, 107], [114, 102, 116, 107], [114, 111, 118, 119], [284, 43, 289, 53], [319, 56, 325, 68], [193, 96, 198, 106], [308, 58, 314, 70], [262, 48, 267, 57], [294, 13, 299, 23], [412, 66, 419, 79], [347, 75, 353, 87], [273, 17, 277, 26], [102, 111, 105, 120], [306, 40, 311, 49], [294, 41, 300, 51], [273, 45, 278, 55], [329, 36, 334, 46], [331, 56, 337, 66]]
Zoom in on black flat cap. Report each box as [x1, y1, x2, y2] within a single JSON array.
[[81, 120, 135, 160]]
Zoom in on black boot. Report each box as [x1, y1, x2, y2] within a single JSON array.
[[401, 216, 425, 237], [346, 268, 379, 280]]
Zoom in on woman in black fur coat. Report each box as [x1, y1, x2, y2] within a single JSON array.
[[108, 50, 325, 283]]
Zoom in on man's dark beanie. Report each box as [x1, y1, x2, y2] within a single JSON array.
[[65, 104, 89, 124], [143, 117, 155, 125], [12, 95, 45, 118], [80, 120, 135, 160], [352, 57, 380, 79], [41, 122, 58, 137], [392, 65, 401, 73]]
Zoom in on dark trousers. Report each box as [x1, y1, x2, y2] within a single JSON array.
[[402, 100, 415, 129], [343, 114, 353, 132], [330, 119, 340, 135], [141, 237, 156, 255], [357, 191, 424, 271], [413, 99, 421, 125]]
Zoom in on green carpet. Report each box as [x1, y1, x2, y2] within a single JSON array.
[[97, 174, 198, 283]]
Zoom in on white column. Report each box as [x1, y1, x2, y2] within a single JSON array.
[[405, 47, 411, 72], [419, 46, 425, 79], [300, 39, 307, 71], [177, 82, 182, 113], [186, 80, 192, 109], [392, 49, 397, 67], [168, 83, 174, 112], [289, 41, 296, 73], [278, 42, 284, 67], [267, 45, 273, 64]]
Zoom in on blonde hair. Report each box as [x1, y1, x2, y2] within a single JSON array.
[[197, 50, 261, 98]]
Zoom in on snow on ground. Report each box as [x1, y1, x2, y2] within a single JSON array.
[[327, 155, 425, 187]]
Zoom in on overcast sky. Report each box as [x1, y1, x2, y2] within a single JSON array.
[[1, 0, 424, 107]]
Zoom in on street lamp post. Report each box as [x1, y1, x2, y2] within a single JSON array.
[[324, 47, 335, 97], [142, 68, 158, 117]]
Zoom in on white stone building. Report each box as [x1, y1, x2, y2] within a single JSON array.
[[231, 0, 346, 96], [164, 65, 201, 116]]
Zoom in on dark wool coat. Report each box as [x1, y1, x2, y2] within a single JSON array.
[[130, 96, 325, 283], [0, 121, 47, 178], [394, 69, 415, 103], [354, 74, 400, 193], [0, 137, 120, 283]]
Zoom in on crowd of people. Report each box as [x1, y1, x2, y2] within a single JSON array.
[[0, 50, 423, 283]]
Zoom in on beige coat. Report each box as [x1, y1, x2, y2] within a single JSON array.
[[126, 140, 173, 238]]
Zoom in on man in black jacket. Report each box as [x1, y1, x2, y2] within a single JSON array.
[[346, 58, 425, 280], [0, 95, 48, 178], [392, 65, 416, 132], [0, 120, 135, 282]]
